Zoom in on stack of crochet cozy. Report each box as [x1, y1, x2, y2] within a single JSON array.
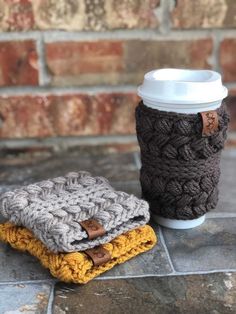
[[0, 171, 156, 284]]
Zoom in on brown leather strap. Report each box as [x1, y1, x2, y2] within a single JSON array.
[[200, 110, 219, 136], [79, 219, 106, 240], [84, 245, 111, 266]]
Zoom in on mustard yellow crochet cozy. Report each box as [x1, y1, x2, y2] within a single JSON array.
[[0, 222, 157, 284]]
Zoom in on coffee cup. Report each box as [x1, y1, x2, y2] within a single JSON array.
[[137, 68, 228, 229]]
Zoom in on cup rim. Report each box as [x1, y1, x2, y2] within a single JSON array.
[[138, 68, 228, 105], [138, 85, 228, 104], [144, 68, 220, 84]]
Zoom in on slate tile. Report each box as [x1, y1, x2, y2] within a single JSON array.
[[0, 213, 6, 224], [0, 185, 19, 194], [2, 148, 235, 215], [0, 186, 19, 223], [101, 224, 172, 278], [214, 200, 236, 215], [0, 223, 170, 282], [162, 218, 236, 272], [111, 180, 141, 197], [0, 283, 51, 314], [53, 273, 236, 314], [0, 242, 51, 281], [0, 151, 138, 186]]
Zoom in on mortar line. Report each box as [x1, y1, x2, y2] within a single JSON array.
[[0, 29, 235, 42], [227, 131, 236, 138], [0, 31, 41, 41], [36, 34, 51, 86], [40, 29, 236, 42], [0, 85, 235, 98], [154, 0, 172, 35], [158, 226, 176, 273], [0, 84, 236, 97], [222, 148, 236, 157], [0, 85, 137, 96], [133, 152, 141, 170], [46, 282, 55, 314], [211, 31, 221, 72], [225, 82, 236, 89], [0, 134, 235, 150], [0, 135, 137, 149], [0, 83, 235, 96], [42, 29, 216, 42]]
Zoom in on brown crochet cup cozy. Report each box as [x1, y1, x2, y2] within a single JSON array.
[[135, 101, 229, 220]]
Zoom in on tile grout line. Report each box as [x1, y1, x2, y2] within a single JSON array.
[[99, 268, 236, 280], [46, 282, 55, 314], [158, 226, 176, 274], [0, 279, 57, 285], [170, 268, 236, 276], [0, 268, 236, 286]]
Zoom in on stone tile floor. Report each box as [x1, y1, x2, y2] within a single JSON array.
[[0, 145, 236, 313]]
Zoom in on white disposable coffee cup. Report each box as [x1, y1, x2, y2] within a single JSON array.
[[138, 68, 228, 229]]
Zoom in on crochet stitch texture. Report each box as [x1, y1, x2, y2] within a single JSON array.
[[0, 222, 157, 284], [136, 102, 229, 220], [0, 171, 150, 252]]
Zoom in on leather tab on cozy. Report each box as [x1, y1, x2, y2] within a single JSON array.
[[79, 219, 106, 240], [200, 110, 219, 136], [84, 245, 111, 266]]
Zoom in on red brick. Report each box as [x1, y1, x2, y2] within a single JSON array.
[[229, 89, 236, 97], [220, 39, 236, 82], [0, 41, 39, 86], [224, 91, 236, 133], [0, 93, 139, 138], [226, 95, 236, 132], [32, 0, 159, 31], [171, 0, 236, 29], [0, 0, 159, 31], [46, 39, 213, 86], [46, 41, 123, 82], [225, 138, 236, 148], [124, 39, 213, 85], [0, 0, 35, 31], [0, 92, 235, 141]]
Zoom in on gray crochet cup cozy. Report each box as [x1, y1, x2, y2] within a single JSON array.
[[0, 171, 150, 252], [135, 101, 229, 220]]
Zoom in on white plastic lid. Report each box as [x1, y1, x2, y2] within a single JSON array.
[[138, 68, 228, 105]]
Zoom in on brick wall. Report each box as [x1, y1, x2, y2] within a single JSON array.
[[0, 0, 236, 149]]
